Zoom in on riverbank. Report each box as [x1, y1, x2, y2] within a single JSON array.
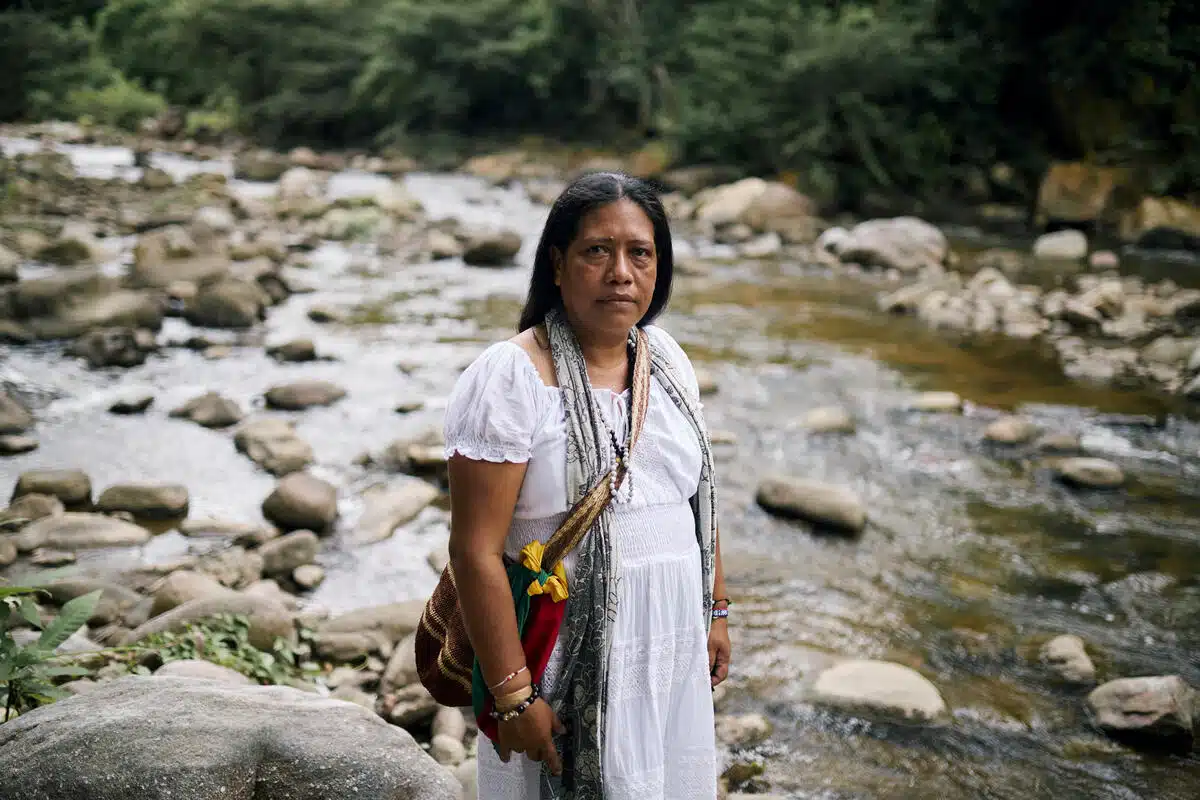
[[1, 125, 1198, 798]]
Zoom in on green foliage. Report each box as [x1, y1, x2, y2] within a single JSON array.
[[65, 69, 166, 131], [0, 586, 100, 722], [5, 0, 1200, 206], [0, 11, 96, 122], [99, 0, 386, 144], [112, 614, 316, 686]]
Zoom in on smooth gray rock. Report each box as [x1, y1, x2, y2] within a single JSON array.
[[353, 480, 440, 544], [755, 476, 867, 533], [0, 676, 459, 800], [1054, 457, 1125, 489], [259, 530, 320, 577], [124, 593, 294, 650], [15, 512, 150, 552], [1039, 634, 1096, 685], [1087, 675, 1195, 748], [264, 380, 346, 411], [95, 483, 189, 519], [234, 417, 314, 476], [12, 469, 91, 506], [813, 659, 947, 723], [261, 473, 338, 533], [155, 659, 254, 685], [170, 391, 244, 429]]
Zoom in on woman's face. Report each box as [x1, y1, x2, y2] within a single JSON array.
[[554, 198, 658, 341]]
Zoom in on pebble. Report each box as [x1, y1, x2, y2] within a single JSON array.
[[800, 406, 856, 434], [984, 415, 1039, 445], [0, 434, 39, 455], [1053, 457, 1125, 489], [292, 564, 325, 589], [911, 391, 963, 413], [1039, 634, 1096, 685], [109, 394, 154, 415]]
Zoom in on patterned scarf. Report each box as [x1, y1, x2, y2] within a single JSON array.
[[541, 308, 718, 800]]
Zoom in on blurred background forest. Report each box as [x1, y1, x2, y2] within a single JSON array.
[[2, 0, 1198, 214]]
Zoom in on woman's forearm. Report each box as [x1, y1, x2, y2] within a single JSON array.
[[451, 548, 531, 691]]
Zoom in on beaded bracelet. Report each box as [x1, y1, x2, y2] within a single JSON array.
[[711, 607, 729, 620], [490, 682, 542, 723], [488, 665, 528, 693]]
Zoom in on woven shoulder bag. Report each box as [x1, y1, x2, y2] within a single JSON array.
[[415, 327, 651, 708]]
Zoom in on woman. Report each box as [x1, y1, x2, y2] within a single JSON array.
[[444, 171, 731, 800]]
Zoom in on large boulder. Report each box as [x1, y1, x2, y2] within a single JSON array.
[[261, 473, 338, 533], [154, 659, 253, 685], [1087, 675, 1195, 749], [15, 512, 151, 552], [1119, 196, 1200, 248], [0, 676, 460, 800], [837, 217, 948, 273], [694, 178, 815, 237], [812, 659, 947, 723], [1036, 163, 1128, 226], [755, 476, 866, 533]]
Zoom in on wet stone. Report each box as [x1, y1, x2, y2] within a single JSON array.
[[0, 434, 39, 455], [109, 394, 154, 415]]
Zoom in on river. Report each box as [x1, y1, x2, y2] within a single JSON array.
[[2, 138, 1198, 798]]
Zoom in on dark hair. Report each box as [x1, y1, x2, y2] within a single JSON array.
[[518, 171, 674, 332]]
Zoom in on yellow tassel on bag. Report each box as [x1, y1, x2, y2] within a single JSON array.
[[519, 541, 570, 602]]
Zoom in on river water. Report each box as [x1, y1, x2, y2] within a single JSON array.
[[2, 139, 1198, 799]]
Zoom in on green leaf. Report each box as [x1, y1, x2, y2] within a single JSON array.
[[36, 590, 101, 653], [0, 586, 39, 599], [19, 597, 44, 630]]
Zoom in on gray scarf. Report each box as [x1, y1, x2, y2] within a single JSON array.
[[541, 308, 718, 800]]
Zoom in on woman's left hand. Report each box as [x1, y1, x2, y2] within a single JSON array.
[[708, 619, 731, 688]]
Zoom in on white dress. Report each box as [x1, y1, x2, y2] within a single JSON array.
[[443, 325, 717, 800]]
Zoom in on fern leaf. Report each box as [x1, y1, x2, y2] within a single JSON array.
[[36, 590, 101, 653], [19, 596, 43, 630]]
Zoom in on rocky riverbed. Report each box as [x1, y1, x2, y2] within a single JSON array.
[[1, 125, 1198, 799]]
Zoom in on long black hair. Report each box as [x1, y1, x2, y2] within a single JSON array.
[[517, 171, 674, 332]]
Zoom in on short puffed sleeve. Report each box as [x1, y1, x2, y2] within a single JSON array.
[[644, 325, 702, 403], [442, 342, 546, 463]]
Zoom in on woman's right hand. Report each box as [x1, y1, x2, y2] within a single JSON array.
[[497, 698, 565, 774]]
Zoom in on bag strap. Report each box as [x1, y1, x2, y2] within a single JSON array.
[[540, 326, 651, 569]]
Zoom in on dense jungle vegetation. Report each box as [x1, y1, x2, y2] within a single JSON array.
[[2, 0, 1198, 210]]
